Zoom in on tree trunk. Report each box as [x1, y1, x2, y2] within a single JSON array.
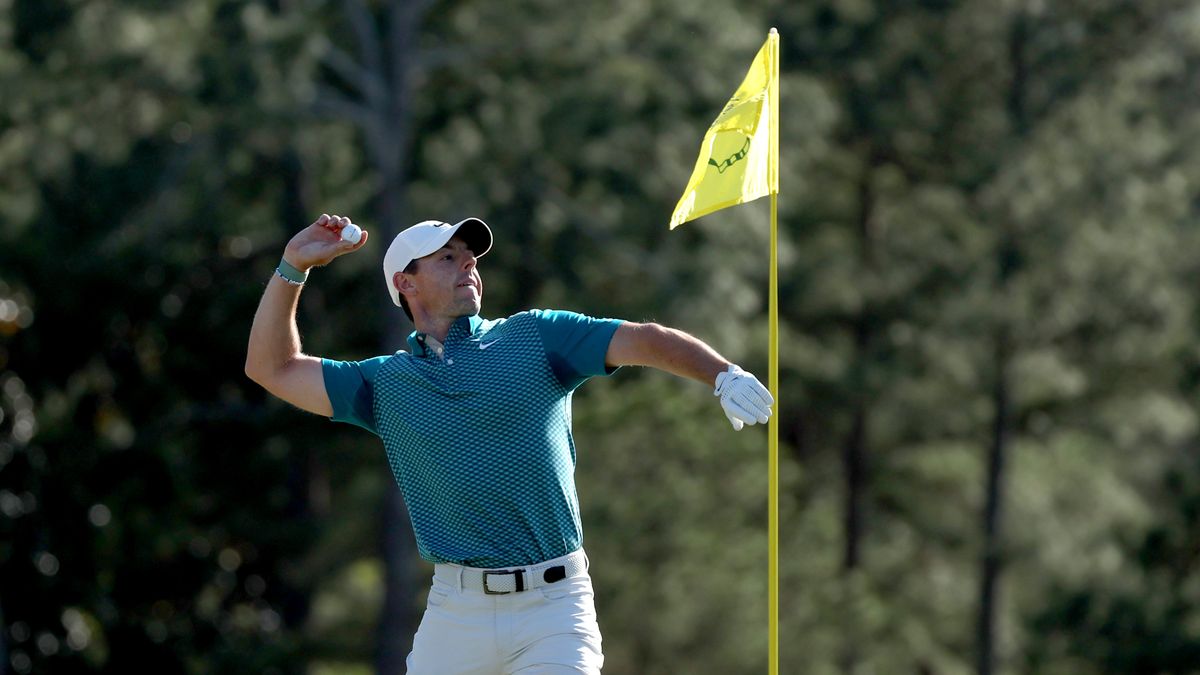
[[842, 406, 866, 572], [841, 147, 878, 675], [0, 597, 8, 675], [374, 172, 419, 675], [843, 150, 878, 575], [977, 14, 1028, 675], [278, 147, 317, 631], [977, 332, 1010, 675], [376, 481, 416, 674], [311, 0, 433, 669]]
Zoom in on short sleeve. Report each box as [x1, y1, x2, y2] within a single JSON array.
[[531, 309, 624, 391], [321, 356, 390, 434]]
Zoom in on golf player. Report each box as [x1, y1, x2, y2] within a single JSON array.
[[245, 213, 773, 674]]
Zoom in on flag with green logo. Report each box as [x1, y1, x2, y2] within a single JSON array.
[[669, 32, 779, 228]]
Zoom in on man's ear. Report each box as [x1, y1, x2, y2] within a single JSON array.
[[394, 272, 416, 297]]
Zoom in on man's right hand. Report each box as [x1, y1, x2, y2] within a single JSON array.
[[283, 214, 369, 271], [246, 213, 365, 418]]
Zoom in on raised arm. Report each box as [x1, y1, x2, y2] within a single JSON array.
[[605, 322, 774, 430], [245, 214, 368, 416]]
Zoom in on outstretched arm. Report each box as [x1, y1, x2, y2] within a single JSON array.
[[245, 214, 368, 416], [605, 322, 773, 430], [605, 322, 728, 385]]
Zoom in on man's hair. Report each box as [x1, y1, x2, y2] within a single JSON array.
[[398, 259, 418, 321]]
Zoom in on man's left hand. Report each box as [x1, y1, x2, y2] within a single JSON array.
[[714, 365, 774, 431]]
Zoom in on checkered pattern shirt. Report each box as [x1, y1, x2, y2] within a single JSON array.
[[322, 310, 622, 567]]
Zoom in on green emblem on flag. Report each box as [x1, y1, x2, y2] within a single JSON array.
[[708, 138, 751, 174]]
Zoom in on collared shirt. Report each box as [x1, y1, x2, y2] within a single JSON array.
[[322, 309, 623, 567]]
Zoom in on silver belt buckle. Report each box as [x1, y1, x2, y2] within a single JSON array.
[[483, 569, 525, 594]]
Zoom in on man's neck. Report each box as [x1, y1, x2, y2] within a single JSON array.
[[413, 316, 454, 343], [413, 311, 480, 343]]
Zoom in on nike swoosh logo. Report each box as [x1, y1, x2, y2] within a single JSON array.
[[479, 339, 503, 350]]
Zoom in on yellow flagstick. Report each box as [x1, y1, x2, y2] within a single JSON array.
[[767, 27, 780, 675], [666, 26, 780, 673], [769, 191, 779, 675]]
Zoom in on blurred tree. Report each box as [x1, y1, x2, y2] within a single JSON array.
[[771, 1, 1200, 673], [6, 0, 1200, 674], [0, 0, 376, 671]]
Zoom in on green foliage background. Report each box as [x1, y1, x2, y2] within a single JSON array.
[[4, 1, 1200, 673]]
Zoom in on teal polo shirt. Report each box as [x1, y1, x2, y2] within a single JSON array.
[[322, 309, 623, 568]]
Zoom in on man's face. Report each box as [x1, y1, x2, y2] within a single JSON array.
[[404, 235, 483, 319]]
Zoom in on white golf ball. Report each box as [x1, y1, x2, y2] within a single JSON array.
[[340, 223, 362, 244]]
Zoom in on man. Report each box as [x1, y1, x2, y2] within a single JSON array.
[[245, 213, 773, 674]]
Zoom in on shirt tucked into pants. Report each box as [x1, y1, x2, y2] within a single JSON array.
[[406, 550, 603, 675]]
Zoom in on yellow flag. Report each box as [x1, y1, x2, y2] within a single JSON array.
[[670, 31, 779, 229]]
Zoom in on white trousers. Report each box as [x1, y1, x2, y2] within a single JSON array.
[[406, 550, 604, 674]]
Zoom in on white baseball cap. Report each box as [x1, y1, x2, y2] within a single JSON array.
[[382, 218, 493, 307]]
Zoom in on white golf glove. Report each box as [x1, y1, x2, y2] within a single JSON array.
[[713, 364, 774, 431]]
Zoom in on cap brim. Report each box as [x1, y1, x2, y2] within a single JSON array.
[[452, 218, 493, 258]]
